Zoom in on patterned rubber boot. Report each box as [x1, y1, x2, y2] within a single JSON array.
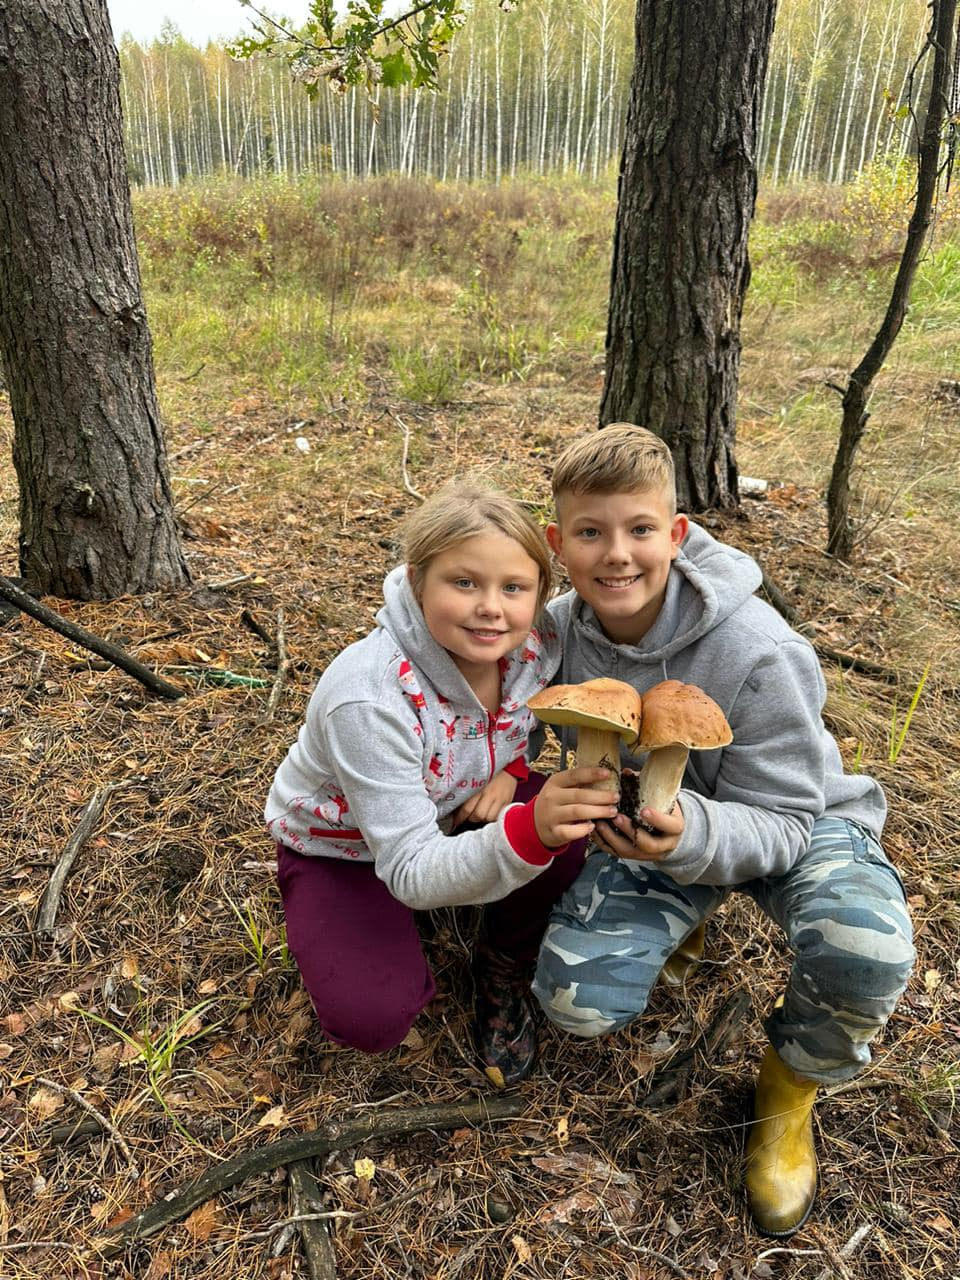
[[473, 943, 538, 1086]]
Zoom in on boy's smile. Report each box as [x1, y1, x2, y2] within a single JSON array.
[[547, 489, 688, 644]]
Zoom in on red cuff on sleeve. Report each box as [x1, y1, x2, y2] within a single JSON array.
[[504, 756, 530, 782], [503, 797, 569, 866]]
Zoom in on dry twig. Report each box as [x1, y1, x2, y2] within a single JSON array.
[[393, 413, 425, 502], [35, 782, 126, 940], [0, 574, 185, 699], [285, 1158, 337, 1280], [93, 1095, 523, 1258], [34, 1077, 137, 1177], [257, 607, 290, 725]]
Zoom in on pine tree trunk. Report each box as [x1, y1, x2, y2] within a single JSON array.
[[600, 0, 777, 512], [0, 0, 188, 599]]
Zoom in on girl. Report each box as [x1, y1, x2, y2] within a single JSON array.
[[266, 481, 617, 1084]]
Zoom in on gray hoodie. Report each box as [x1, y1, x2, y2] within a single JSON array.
[[545, 522, 886, 887], [266, 566, 564, 910]]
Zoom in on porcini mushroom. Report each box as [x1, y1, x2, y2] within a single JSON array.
[[627, 680, 732, 831], [527, 677, 642, 794]]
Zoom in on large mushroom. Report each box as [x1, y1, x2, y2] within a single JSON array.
[[625, 680, 732, 831], [527, 677, 642, 794]]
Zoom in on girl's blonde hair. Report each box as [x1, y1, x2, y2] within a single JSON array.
[[403, 479, 553, 615]]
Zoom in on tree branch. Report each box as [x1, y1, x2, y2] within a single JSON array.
[[92, 1095, 523, 1258], [0, 575, 184, 700]]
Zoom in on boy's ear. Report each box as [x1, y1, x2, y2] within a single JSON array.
[[545, 521, 564, 561], [670, 514, 689, 556]]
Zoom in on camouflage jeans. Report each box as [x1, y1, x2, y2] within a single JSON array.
[[532, 817, 915, 1083]]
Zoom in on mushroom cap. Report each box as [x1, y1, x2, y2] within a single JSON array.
[[527, 677, 642, 746], [637, 680, 732, 751]]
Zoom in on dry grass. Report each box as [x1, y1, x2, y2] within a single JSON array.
[[1, 188, 959, 1280]]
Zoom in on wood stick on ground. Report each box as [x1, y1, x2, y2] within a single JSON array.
[[92, 1095, 524, 1258], [640, 987, 752, 1109], [34, 1077, 137, 1177], [0, 574, 184, 700], [285, 1159, 336, 1280], [36, 782, 126, 940], [240, 607, 276, 648], [811, 1222, 873, 1280], [257, 607, 289, 725], [759, 570, 898, 681], [393, 413, 425, 502]]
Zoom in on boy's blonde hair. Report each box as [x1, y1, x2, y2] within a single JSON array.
[[403, 479, 553, 614], [551, 423, 677, 514]]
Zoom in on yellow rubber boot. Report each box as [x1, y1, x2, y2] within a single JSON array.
[[659, 922, 706, 988], [745, 1044, 819, 1236]]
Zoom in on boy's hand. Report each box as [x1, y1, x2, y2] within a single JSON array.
[[593, 800, 684, 862], [452, 770, 518, 827], [534, 767, 620, 848]]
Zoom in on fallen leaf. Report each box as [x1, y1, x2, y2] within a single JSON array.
[[198, 979, 219, 995], [120, 956, 139, 980], [2, 1014, 26, 1037], [257, 1104, 286, 1129], [484, 1065, 506, 1089], [104, 1205, 134, 1229], [511, 1235, 532, 1264], [536, 1190, 598, 1225], [143, 1251, 173, 1280], [0, 1044, 14, 1061], [924, 969, 943, 994], [927, 1211, 954, 1234], [57, 992, 82, 1012], [27, 1087, 64, 1120], [184, 1200, 221, 1242], [556, 1115, 569, 1145]]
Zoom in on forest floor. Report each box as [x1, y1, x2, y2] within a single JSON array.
[[1, 177, 959, 1280]]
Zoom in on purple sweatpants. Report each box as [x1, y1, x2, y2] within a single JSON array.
[[277, 773, 587, 1053]]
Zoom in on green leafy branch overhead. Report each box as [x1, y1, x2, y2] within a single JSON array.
[[230, 0, 512, 97]]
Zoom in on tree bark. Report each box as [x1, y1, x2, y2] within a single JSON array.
[[600, 0, 777, 513], [0, 0, 189, 599]]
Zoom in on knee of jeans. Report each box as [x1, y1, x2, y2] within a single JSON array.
[[805, 940, 915, 1007]]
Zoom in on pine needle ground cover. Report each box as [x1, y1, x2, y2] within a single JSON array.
[[0, 175, 957, 1280]]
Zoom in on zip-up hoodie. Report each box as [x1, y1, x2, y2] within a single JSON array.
[[266, 566, 564, 910], [545, 521, 886, 887]]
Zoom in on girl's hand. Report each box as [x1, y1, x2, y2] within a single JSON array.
[[452, 770, 518, 827], [593, 800, 685, 862], [534, 767, 620, 848]]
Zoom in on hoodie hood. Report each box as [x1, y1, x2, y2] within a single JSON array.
[[375, 564, 482, 710]]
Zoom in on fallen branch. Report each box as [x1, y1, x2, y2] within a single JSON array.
[[284, 1159, 336, 1280], [640, 988, 752, 1109], [759, 570, 899, 682], [257, 607, 289, 725], [93, 1095, 523, 1258], [34, 1077, 137, 1177], [393, 413, 425, 502], [240, 608, 276, 649], [36, 783, 126, 940], [811, 1222, 874, 1280], [0, 574, 184, 700]]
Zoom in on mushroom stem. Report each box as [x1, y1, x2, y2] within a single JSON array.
[[574, 727, 622, 793], [634, 745, 689, 821]]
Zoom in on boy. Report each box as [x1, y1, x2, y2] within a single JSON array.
[[531, 424, 914, 1237]]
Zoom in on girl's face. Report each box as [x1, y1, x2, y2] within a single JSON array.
[[415, 531, 541, 680]]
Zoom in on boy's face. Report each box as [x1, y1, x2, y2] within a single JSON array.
[[547, 488, 688, 644]]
